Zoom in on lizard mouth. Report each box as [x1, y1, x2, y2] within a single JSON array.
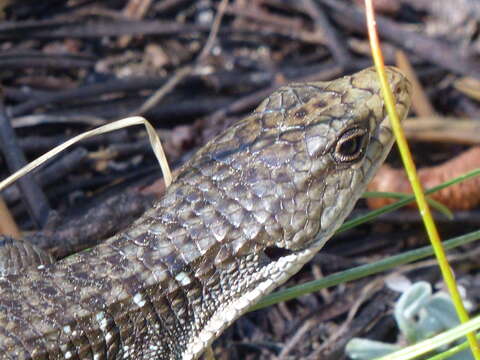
[[364, 72, 412, 182]]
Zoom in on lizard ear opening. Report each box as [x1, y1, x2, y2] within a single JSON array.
[[264, 246, 294, 262]]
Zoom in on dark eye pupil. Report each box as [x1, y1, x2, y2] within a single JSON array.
[[339, 136, 360, 156], [334, 127, 368, 163]]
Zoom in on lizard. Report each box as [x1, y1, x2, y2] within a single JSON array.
[[0, 66, 411, 359]]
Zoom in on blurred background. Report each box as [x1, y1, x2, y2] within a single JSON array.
[[0, 1, 480, 359]]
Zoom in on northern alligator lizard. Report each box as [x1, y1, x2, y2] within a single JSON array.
[[0, 67, 411, 359]]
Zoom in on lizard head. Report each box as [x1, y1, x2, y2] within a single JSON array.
[[253, 66, 412, 253]]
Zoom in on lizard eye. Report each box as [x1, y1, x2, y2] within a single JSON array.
[[333, 127, 369, 163]]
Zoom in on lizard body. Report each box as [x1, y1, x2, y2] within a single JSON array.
[[0, 67, 411, 360]]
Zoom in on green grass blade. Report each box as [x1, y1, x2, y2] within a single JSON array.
[[364, 191, 454, 220], [340, 168, 480, 233], [252, 229, 480, 311], [377, 316, 480, 360]]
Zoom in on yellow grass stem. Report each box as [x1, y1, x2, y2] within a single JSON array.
[[364, 1, 480, 358]]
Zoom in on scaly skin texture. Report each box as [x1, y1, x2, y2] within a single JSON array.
[[0, 67, 411, 360], [0, 236, 53, 276]]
